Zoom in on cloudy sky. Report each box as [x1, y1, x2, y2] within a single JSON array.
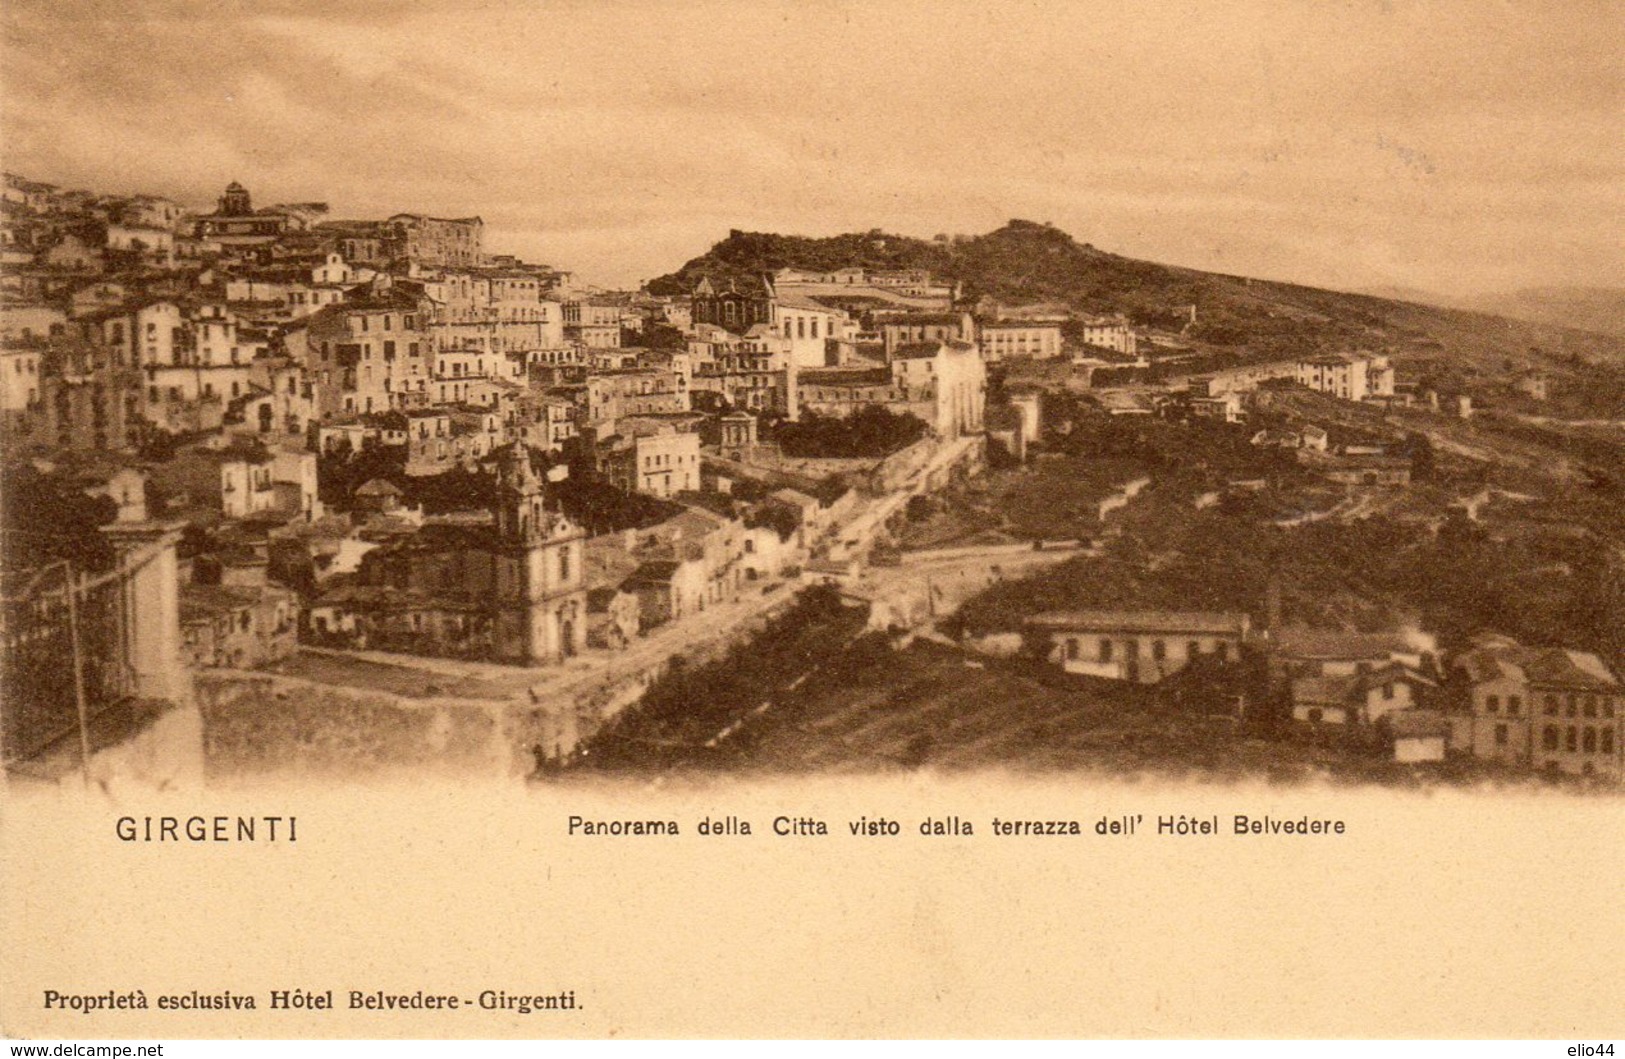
[[2, 0, 1620, 295]]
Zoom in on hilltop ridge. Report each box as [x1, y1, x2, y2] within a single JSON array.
[[651, 221, 1625, 415]]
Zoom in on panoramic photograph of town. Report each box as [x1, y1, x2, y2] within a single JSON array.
[[2, 2, 1621, 793]]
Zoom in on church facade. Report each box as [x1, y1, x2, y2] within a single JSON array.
[[309, 447, 588, 665], [690, 274, 776, 334]]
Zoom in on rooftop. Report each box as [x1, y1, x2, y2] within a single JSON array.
[[1028, 610, 1251, 636], [1273, 627, 1419, 660]]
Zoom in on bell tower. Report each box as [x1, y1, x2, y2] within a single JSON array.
[[490, 445, 588, 665], [495, 444, 549, 543]]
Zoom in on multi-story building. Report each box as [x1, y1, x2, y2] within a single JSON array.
[[880, 311, 976, 357], [1447, 634, 1621, 780], [567, 322, 621, 349], [690, 327, 798, 418], [596, 415, 704, 498], [1078, 317, 1137, 357], [797, 339, 985, 438], [796, 366, 896, 419], [888, 340, 986, 438], [388, 213, 484, 268], [1296, 352, 1395, 402], [0, 344, 43, 420], [224, 253, 365, 322], [414, 268, 563, 355], [180, 576, 299, 669], [774, 295, 855, 368], [34, 343, 144, 452], [226, 354, 318, 443], [978, 321, 1061, 361], [306, 280, 432, 417], [513, 391, 578, 453], [1027, 610, 1252, 684], [583, 368, 689, 431]]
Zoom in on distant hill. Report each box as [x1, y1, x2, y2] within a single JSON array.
[[652, 222, 1625, 414], [1459, 287, 1625, 340], [1360, 285, 1625, 340]]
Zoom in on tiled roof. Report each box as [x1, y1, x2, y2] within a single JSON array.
[[1273, 627, 1417, 660], [885, 312, 964, 327], [1522, 648, 1618, 688], [1028, 610, 1250, 635]]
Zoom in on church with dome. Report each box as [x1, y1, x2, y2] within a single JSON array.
[[193, 180, 329, 245]]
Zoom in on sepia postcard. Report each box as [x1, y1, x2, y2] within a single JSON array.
[[1, 0, 1621, 1043]]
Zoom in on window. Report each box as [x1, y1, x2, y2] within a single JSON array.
[[1215, 642, 1229, 661], [1308, 708, 1323, 724], [1485, 694, 1499, 713], [1567, 694, 1578, 717], [1188, 640, 1202, 658], [1383, 682, 1395, 700], [1582, 727, 1597, 753], [1604, 698, 1616, 719], [559, 547, 571, 582], [1542, 726, 1559, 751], [1494, 724, 1507, 746], [1099, 639, 1113, 663], [1065, 638, 1080, 662], [1603, 729, 1615, 755], [1583, 696, 1597, 718], [1566, 726, 1578, 752], [1151, 640, 1166, 661], [1544, 695, 1559, 716], [1507, 695, 1521, 716]]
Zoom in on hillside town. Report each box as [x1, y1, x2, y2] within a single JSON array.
[[1, 172, 1620, 788]]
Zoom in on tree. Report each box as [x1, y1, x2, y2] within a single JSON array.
[[774, 406, 928, 458], [0, 464, 119, 573], [1404, 432, 1436, 481]]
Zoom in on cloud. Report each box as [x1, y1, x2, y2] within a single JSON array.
[[3, 0, 1620, 296]]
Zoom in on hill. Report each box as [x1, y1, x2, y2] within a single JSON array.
[[1361, 285, 1625, 341], [651, 222, 1625, 417], [1459, 287, 1625, 340]]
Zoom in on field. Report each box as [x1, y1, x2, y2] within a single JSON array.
[[644, 638, 1540, 790], [898, 454, 1148, 549]]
